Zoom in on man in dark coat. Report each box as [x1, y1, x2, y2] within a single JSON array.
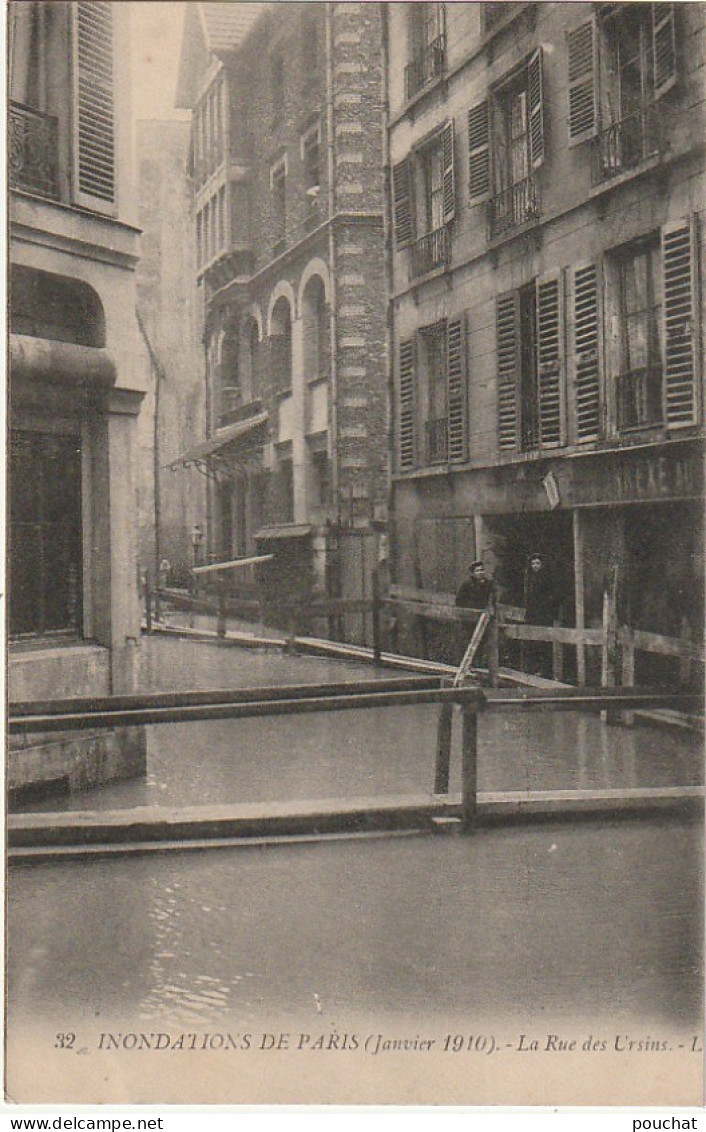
[[524, 553, 558, 676], [455, 560, 496, 611]]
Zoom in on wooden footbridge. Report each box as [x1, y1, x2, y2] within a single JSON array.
[[9, 668, 703, 860]]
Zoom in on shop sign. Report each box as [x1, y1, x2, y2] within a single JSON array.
[[576, 446, 703, 506]]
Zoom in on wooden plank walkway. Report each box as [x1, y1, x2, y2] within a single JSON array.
[[8, 786, 703, 860]]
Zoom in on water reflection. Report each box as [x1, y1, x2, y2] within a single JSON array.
[[7, 819, 703, 1033]]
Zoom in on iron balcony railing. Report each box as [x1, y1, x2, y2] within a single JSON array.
[[425, 417, 448, 465], [9, 101, 59, 200], [488, 174, 540, 240], [409, 225, 450, 280], [404, 33, 446, 100], [592, 104, 660, 185], [617, 366, 663, 431]]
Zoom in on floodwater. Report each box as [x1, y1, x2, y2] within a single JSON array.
[[6, 818, 703, 1103], [7, 637, 704, 1104], [19, 636, 705, 812]]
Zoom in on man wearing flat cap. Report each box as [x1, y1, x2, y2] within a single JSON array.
[[455, 559, 496, 612]]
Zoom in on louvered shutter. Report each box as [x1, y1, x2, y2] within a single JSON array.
[[567, 20, 597, 146], [392, 158, 414, 248], [662, 218, 699, 427], [398, 338, 416, 470], [496, 292, 520, 451], [442, 119, 455, 223], [73, 1, 115, 213], [446, 315, 467, 463], [528, 48, 545, 170], [536, 277, 563, 447], [573, 264, 601, 441], [653, 4, 677, 100], [468, 99, 490, 200]]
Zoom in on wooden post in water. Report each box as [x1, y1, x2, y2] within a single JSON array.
[[620, 625, 635, 726], [552, 621, 564, 683], [601, 565, 620, 725], [217, 590, 227, 638], [460, 701, 479, 831], [371, 567, 382, 667], [487, 610, 499, 688], [434, 679, 453, 795]]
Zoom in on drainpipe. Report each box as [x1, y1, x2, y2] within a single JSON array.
[[380, 4, 397, 583], [202, 329, 213, 557], [325, 2, 340, 522], [136, 308, 164, 621]]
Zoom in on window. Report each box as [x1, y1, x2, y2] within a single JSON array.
[[392, 121, 455, 279], [606, 219, 700, 433], [422, 323, 448, 464], [9, 1, 116, 208], [219, 328, 240, 421], [301, 123, 321, 221], [309, 447, 331, 509], [270, 298, 292, 393], [496, 277, 564, 453], [468, 51, 544, 239], [566, 6, 677, 181], [614, 239, 663, 429], [271, 159, 287, 250], [302, 277, 329, 381], [10, 430, 83, 639], [277, 455, 294, 522], [396, 316, 468, 471], [406, 3, 446, 100]]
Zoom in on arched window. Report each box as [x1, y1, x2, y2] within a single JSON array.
[[270, 298, 292, 393], [219, 327, 239, 416], [302, 276, 329, 382]]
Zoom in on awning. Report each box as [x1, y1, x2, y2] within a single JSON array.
[[168, 412, 268, 479], [254, 525, 312, 540]]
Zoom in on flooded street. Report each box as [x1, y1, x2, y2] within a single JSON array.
[[19, 637, 705, 812], [7, 637, 704, 1104]]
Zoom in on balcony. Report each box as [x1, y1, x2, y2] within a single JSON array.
[[9, 102, 59, 200], [592, 104, 660, 186], [404, 33, 446, 101], [617, 366, 663, 431], [409, 225, 450, 280], [425, 417, 448, 465], [488, 174, 540, 240]]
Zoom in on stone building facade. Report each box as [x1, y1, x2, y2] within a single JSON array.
[[174, 2, 388, 621], [8, 1, 147, 798], [386, 2, 704, 680], [135, 119, 206, 591]]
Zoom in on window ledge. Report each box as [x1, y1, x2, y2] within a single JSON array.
[[9, 639, 106, 658], [487, 212, 542, 252], [589, 154, 663, 201]]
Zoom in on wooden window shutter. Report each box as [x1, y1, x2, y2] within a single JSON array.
[[653, 4, 677, 100], [446, 315, 467, 463], [536, 276, 564, 447], [468, 99, 490, 200], [73, 1, 116, 213], [573, 263, 601, 441], [496, 291, 520, 451], [567, 20, 597, 146], [392, 158, 414, 248], [442, 119, 455, 223], [528, 48, 545, 170], [662, 217, 699, 427], [398, 338, 417, 470]]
